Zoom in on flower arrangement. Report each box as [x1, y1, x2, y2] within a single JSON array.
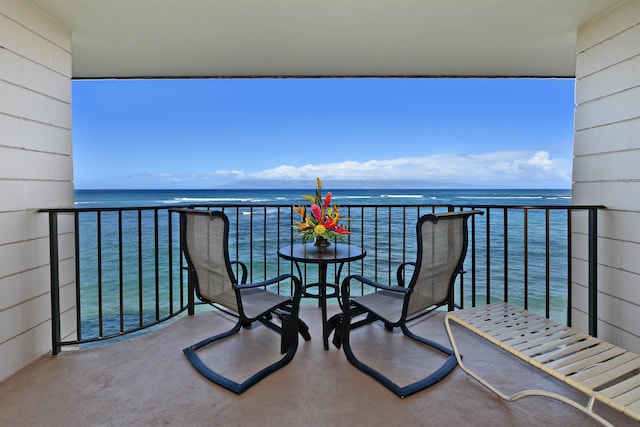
[[293, 178, 350, 243]]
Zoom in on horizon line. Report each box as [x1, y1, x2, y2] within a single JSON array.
[[73, 187, 573, 191]]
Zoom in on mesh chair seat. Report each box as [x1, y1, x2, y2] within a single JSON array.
[[238, 288, 291, 320], [352, 290, 406, 325]]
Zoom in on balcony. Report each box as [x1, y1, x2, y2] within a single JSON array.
[[16, 201, 631, 425]]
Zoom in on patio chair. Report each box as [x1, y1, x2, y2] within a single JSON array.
[[337, 210, 483, 398], [177, 209, 310, 394]]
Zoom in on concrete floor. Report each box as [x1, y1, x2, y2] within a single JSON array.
[[0, 305, 631, 426]]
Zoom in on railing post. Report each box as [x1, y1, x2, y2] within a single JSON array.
[[48, 212, 61, 355], [588, 208, 598, 337]]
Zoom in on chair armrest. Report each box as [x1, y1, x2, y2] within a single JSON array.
[[396, 262, 416, 287], [230, 261, 248, 284], [341, 274, 409, 302]]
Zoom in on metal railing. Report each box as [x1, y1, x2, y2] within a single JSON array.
[[43, 203, 603, 353]]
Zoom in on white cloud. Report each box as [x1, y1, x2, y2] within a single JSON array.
[[210, 169, 246, 179], [249, 150, 570, 186], [126, 150, 570, 188], [128, 169, 245, 184]]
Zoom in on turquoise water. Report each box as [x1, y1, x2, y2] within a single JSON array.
[[73, 188, 572, 338], [75, 188, 571, 208]]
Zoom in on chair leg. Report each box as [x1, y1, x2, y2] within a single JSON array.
[[325, 313, 343, 349], [341, 317, 458, 398], [183, 320, 244, 393], [184, 315, 300, 394], [268, 310, 311, 342], [280, 314, 301, 354], [297, 318, 312, 341], [326, 313, 344, 349]]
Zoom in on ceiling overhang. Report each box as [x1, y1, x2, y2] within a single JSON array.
[[29, 0, 623, 79]]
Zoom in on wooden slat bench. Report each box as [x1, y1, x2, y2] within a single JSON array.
[[444, 302, 640, 426]]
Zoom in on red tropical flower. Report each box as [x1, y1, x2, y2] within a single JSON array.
[[324, 192, 332, 209]]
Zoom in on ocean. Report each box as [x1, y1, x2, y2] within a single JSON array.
[[72, 188, 573, 340], [75, 188, 572, 208]]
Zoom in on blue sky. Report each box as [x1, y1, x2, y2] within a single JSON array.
[[72, 78, 574, 189]]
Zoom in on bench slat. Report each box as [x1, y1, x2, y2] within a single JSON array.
[[512, 326, 574, 352], [508, 323, 568, 348], [579, 355, 640, 389], [531, 333, 596, 363], [552, 344, 622, 373], [599, 373, 640, 400], [474, 315, 544, 339], [522, 330, 586, 358]]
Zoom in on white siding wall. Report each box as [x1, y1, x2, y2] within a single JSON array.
[[0, 0, 75, 382], [574, 0, 640, 353]]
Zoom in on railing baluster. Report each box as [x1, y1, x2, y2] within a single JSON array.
[[360, 207, 364, 292], [470, 211, 478, 309], [74, 211, 82, 341], [504, 207, 509, 303], [545, 208, 551, 318], [168, 210, 174, 315], [263, 207, 267, 283], [567, 211, 572, 327], [118, 211, 124, 332], [589, 208, 598, 337], [97, 211, 103, 338], [138, 210, 143, 327], [154, 210, 160, 321], [486, 208, 491, 304], [374, 206, 379, 283], [387, 206, 392, 285], [523, 209, 529, 309]]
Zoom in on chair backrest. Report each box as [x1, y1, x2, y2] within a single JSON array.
[[180, 209, 239, 312], [406, 211, 479, 317]]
